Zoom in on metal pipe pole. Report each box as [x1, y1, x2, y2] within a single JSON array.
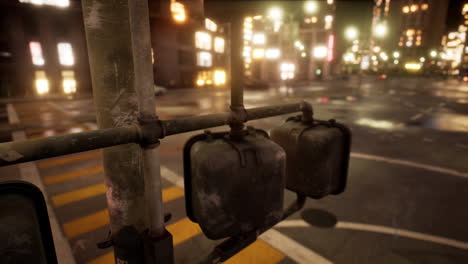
[[230, 15, 244, 109], [81, 0, 167, 263]]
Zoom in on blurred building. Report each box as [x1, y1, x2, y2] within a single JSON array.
[[242, 0, 336, 86], [396, 0, 449, 66], [0, 0, 228, 97], [0, 0, 90, 97]]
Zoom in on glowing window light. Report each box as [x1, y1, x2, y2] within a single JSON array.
[[313, 46, 327, 59], [327, 34, 334, 62], [214, 37, 225, 53], [327, 0, 333, 4], [421, 3, 428, 11], [311, 16, 318, 23], [205, 18, 217, 32], [252, 48, 265, 59], [171, 1, 186, 23], [29, 41, 45, 66], [62, 70, 76, 94], [304, 1, 318, 14], [214, 70, 226, 86], [252, 33, 266, 45], [374, 23, 387, 38], [195, 31, 212, 50], [402, 6, 409, 13], [20, 0, 69, 7], [393, 51, 400, 58], [265, 48, 280, 59], [34, 71, 49, 95], [57, 42, 74, 66], [197, 51, 212, 67], [268, 7, 283, 20], [410, 4, 418, 12], [405, 63, 421, 71]]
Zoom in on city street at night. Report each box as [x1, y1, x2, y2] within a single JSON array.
[[1, 77, 467, 263]]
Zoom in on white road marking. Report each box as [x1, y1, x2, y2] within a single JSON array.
[[7, 104, 77, 264], [260, 229, 333, 264], [277, 219, 468, 251], [160, 166, 332, 264], [48, 101, 78, 117], [351, 152, 468, 179]]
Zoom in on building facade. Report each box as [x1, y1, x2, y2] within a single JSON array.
[[0, 0, 228, 97]]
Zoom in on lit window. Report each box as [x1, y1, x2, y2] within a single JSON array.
[[205, 18, 217, 32], [214, 37, 225, 53], [406, 29, 415, 37], [61, 70, 76, 94], [410, 4, 418, 12], [197, 51, 212, 67], [327, 0, 333, 4], [311, 16, 318, 23], [265, 48, 280, 59], [464, 4, 468, 15], [57, 42, 74, 66], [171, 1, 186, 23], [29, 41, 45, 66], [402, 6, 409, 13], [214, 70, 226, 86], [34, 71, 49, 95], [313, 46, 327, 59], [252, 48, 265, 59], [252, 33, 266, 45], [324, 15, 333, 30], [195, 31, 212, 50], [421, 3, 428, 10], [196, 71, 214, 86], [19, 0, 69, 7]]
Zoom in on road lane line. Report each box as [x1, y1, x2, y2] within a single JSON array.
[[61, 187, 185, 238], [166, 217, 202, 245], [85, 252, 114, 264], [159, 165, 333, 264], [224, 240, 285, 264], [44, 165, 103, 185], [25, 122, 88, 135], [277, 219, 468, 251], [38, 151, 102, 169], [27, 127, 91, 139], [351, 152, 468, 179], [7, 104, 77, 264], [260, 229, 332, 264], [52, 183, 106, 207], [336, 222, 468, 250]]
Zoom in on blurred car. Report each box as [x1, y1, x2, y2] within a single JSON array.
[[244, 79, 270, 89], [154, 85, 167, 96], [376, 74, 387, 80]]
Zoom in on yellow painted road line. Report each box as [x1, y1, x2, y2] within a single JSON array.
[[25, 122, 87, 135], [27, 128, 90, 139], [52, 184, 184, 208], [224, 240, 285, 264], [44, 165, 103, 185], [62, 187, 186, 238], [63, 209, 109, 238], [166, 217, 202, 245], [38, 151, 101, 169], [85, 216, 202, 264], [86, 252, 114, 264], [52, 183, 106, 207]]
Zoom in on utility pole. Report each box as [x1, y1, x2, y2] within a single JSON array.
[[81, 0, 169, 263]]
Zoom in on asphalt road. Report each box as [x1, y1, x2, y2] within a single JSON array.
[[1, 77, 468, 264]]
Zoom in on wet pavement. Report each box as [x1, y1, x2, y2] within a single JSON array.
[[1, 77, 468, 264]]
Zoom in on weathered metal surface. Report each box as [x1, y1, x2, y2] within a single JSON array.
[[184, 129, 286, 240], [271, 116, 351, 199]]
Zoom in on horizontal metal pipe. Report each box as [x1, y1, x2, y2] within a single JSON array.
[[0, 102, 306, 167], [0, 126, 140, 166]]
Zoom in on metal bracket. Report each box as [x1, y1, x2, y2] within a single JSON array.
[[138, 114, 166, 148]]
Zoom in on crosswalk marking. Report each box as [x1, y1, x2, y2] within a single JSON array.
[[61, 187, 186, 238], [63, 209, 109, 238], [166, 217, 202, 245], [38, 151, 101, 169], [85, 252, 114, 264], [44, 165, 103, 185], [53, 184, 184, 208], [224, 240, 285, 264], [52, 183, 106, 207]]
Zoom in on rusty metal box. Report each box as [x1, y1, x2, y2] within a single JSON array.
[[183, 129, 286, 239], [271, 116, 351, 199]]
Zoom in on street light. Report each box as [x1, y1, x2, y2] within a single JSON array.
[[268, 7, 283, 21], [374, 23, 387, 38], [304, 1, 319, 14], [345, 27, 358, 41], [430, 50, 437, 58]]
